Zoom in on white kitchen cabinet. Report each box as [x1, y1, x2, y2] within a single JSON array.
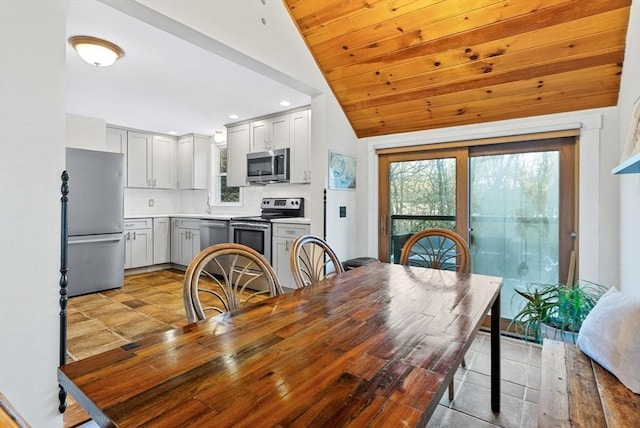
[[152, 135, 175, 189], [153, 217, 171, 264], [289, 109, 311, 184], [226, 123, 250, 187], [127, 131, 151, 188], [272, 222, 310, 289], [124, 218, 153, 269], [250, 114, 290, 152], [106, 126, 128, 187], [127, 131, 176, 189], [177, 134, 210, 190], [171, 218, 201, 266]]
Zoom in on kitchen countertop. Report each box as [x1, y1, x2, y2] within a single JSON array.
[[124, 214, 311, 225], [271, 217, 311, 225], [125, 214, 238, 220]]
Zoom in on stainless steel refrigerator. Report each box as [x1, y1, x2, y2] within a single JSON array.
[[66, 148, 125, 297]]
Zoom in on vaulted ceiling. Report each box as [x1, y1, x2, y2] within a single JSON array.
[[283, 0, 631, 138]]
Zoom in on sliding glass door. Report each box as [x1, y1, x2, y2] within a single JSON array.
[[379, 136, 576, 321], [469, 140, 575, 318]]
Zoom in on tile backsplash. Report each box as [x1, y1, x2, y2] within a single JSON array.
[[124, 184, 311, 217]]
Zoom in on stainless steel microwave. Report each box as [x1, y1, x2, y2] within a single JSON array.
[[247, 148, 289, 183]]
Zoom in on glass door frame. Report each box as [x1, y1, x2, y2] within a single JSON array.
[[378, 147, 469, 262], [378, 136, 577, 282], [469, 138, 577, 283]]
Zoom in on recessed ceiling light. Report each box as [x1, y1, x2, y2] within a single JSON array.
[[68, 35, 124, 67], [168, 131, 177, 135], [213, 130, 226, 143], [280, 101, 291, 107], [229, 114, 239, 119]]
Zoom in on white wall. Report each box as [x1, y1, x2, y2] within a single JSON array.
[[319, 95, 360, 260], [361, 108, 621, 289], [134, 0, 327, 93], [66, 113, 106, 150], [616, 0, 640, 296], [0, 2, 65, 426]]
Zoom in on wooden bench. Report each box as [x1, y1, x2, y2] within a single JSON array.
[[539, 339, 640, 427]]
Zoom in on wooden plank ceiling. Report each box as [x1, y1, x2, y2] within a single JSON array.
[[283, 0, 631, 138]]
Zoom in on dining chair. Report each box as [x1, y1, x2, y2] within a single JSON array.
[[399, 228, 471, 273], [399, 228, 471, 400], [289, 234, 345, 288], [182, 243, 283, 323]]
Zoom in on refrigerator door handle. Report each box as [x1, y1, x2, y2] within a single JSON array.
[[69, 236, 124, 245]]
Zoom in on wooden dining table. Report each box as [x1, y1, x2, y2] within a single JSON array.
[[58, 262, 502, 427]]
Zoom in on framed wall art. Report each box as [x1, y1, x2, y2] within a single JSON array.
[[328, 151, 356, 190]]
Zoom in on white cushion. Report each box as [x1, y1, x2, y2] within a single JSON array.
[[577, 286, 640, 393]]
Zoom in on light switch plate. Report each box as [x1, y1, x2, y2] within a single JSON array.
[[148, 199, 154, 207], [339, 206, 346, 218]]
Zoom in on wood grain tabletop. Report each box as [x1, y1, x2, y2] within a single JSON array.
[[59, 262, 502, 427]]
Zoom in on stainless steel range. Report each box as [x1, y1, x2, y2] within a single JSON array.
[[229, 197, 304, 264]]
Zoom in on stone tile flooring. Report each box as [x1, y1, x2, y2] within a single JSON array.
[[65, 269, 542, 428]]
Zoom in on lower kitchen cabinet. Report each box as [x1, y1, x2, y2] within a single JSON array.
[[272, 222, 310, 289], [171, 218, 201, 266], [124, 218, 153, 269], [153, 217, 171, 264]]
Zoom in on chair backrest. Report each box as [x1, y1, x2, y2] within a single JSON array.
[[399, 228, 471, 273], [289, 234, 345, 288], [182, 243, 283, 323]]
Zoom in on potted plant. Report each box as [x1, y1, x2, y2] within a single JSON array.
[[508, 280, 607, 343]]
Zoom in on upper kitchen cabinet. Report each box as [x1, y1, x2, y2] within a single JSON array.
[[106, 126, 127, 153], [226, 123, 250, 187], [127, 131, 176, 189], [289, 110, 311, 184], [227, 107, 311, 186], [177, 134, 210, 190], [106, 126, 128, 185], [250, 114, 290, 153]]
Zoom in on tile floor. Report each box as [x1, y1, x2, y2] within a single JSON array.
[[65, 269, 541, 428]]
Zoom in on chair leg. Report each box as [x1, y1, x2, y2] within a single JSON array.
[[448, 379, 454, 400]]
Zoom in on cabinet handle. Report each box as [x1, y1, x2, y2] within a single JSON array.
[[133, 231, 136, 240], [153, 178, 157, 187], [126, 232, 130, 240], [285, 241, 290, 252], [187, 231, 191, 239]]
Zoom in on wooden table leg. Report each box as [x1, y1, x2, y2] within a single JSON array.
[[491, 291, 501, 413]]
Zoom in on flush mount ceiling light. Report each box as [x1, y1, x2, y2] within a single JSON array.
[[68, 35, 124, 67]]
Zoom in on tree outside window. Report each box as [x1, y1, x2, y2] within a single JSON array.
[[211, 143, 241, 205]]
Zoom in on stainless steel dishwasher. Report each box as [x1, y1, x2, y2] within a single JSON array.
[[200, 219, 230, 275], [200, 219, 230, 250]]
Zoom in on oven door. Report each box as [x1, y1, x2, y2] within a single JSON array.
[[230, 221, 271, 263]]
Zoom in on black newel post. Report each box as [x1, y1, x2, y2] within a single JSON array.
[[323, 188, 327, 276], [58, 170, 69, 413], [323, 188, 327, 241]]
